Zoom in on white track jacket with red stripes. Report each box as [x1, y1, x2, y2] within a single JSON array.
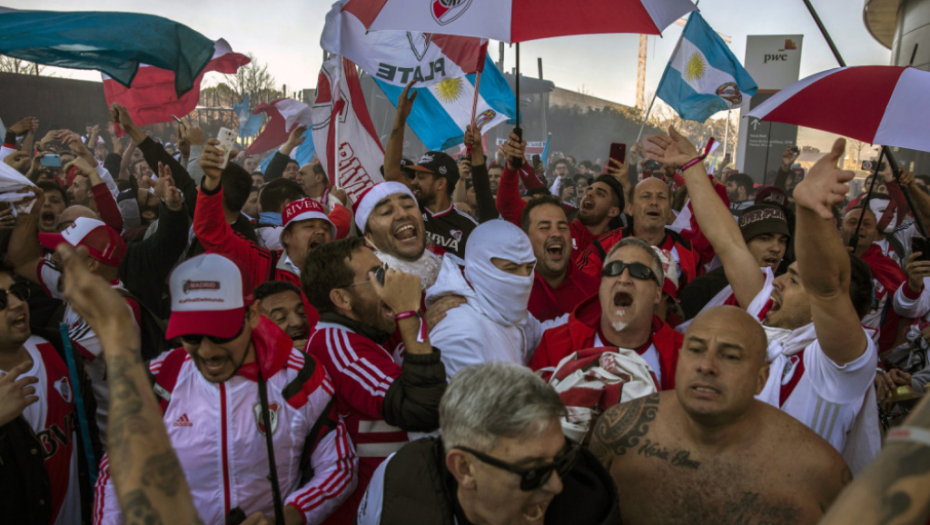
[[93, 318, 357, 524]]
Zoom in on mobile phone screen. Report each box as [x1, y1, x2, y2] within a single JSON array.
[[609, 143, 626, 166]]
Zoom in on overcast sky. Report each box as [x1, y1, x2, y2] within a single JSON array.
[[6, 0, 890, 153]]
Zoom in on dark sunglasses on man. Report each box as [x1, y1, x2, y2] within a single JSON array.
[[454, 439, 580, 492], [0, 282, 31, 310], [180, 319, 246, 346], [602, 260, 660, 286], [344, 264, 388, 289]]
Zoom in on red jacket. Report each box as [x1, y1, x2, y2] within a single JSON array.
[[528, 263, 599, 321], [193, 184, 320, 329], [569, 219, 598, 262], [575, 226, 701, 295], [861, 244, 906, 353], [529, 295, 681, 391]]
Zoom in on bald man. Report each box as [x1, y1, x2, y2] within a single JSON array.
[[577, 178, 702, 293], [589, 306, 851, 525]]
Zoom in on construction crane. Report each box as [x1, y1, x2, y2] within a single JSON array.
[[635, 19, 731, 109]]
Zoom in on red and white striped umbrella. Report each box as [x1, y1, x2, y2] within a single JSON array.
[[342, 0, 696, 43], [747, 66, 930, 152]]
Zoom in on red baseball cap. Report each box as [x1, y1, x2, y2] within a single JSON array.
[[166, 253, 254, 340], [38, 217, 126, 267]]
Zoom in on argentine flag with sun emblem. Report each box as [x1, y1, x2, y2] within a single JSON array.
[[374, 55, 515, 151], [656, 12, 757, 123]]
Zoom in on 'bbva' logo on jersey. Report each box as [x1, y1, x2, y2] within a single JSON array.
[[253, 403, 281, 436]]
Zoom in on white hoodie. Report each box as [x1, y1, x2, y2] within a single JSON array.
[[425, 220, 567, 379]]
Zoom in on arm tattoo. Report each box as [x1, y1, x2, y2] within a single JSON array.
[[589, 393, 660, 467], [389, 126, 401, 140], [141, 451, 185, 497], [878, 445, 930, 525], [122, 490, 164, 525]]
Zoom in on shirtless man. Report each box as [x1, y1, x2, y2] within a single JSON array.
[[589, 305, 850, 525]]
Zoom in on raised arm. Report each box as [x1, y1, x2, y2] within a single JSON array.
[[466, 124, 497, 223], [5, 191, 45, 285], [265, 125, 307, 182], [791, 139, 868, 366], [383, 81, 417, 184], [644, 127, 764, 307], [57, 243, 202, 525]]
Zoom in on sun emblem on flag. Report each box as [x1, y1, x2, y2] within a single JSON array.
[[684, 53, 707, 82], [434, 77, 465, 103]]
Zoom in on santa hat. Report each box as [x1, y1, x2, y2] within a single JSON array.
[[281, 198, 336, 239], [353, 181, 416, 231]]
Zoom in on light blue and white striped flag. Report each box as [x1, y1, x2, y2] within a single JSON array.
[[374, 55, 515, 151], [656, 12, 757, 123]]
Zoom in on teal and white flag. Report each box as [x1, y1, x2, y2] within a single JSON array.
[[374, 55, 515, 151], [656, 12, 757, 123]]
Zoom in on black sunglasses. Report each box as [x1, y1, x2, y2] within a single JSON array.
[[602, 260, 659, 285], [344, 264, 387, 288], [181, 320, 245, 345], [0, 283, 30, 310], [455, 439, 579, 491]]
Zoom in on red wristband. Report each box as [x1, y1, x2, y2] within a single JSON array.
[[681, 137, 716, 173], [395, 311, 427, 343], [681, 155, 705, 172]]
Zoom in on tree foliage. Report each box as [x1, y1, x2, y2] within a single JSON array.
[[0, 56, 48, 75]]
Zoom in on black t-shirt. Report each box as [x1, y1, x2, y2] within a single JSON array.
[[422, 205, 478, 259]]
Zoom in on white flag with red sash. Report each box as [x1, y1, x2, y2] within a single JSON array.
[[311, 56, 385, 205]]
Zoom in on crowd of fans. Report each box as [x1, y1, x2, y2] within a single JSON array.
[[1, 79, 930, 525]]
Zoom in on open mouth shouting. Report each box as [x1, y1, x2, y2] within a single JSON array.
[[544, 240, 566, 262], [9, 311, 28, 332], [762, 255, 781, 268], [645, 209, 663, 221], [613, 291, 634, 308], [307, 235, 326, 252], [40, 211, 57, 231], [393, 221, 420, 244], [521, 498, 553, 524]]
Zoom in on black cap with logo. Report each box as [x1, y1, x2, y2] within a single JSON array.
[[410, 151, 460, 184]]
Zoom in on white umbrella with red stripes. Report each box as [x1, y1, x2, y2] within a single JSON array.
[[342, 0, 696, 43], [747, 66, 930, 152]]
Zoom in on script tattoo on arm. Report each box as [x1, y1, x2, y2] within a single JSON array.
[[589, 393, 660, 468]]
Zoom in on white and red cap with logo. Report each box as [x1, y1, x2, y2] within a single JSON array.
[[38, 217, 126, 267], [166, 253, 254, 340], [651, 246, 680, 300], [281, 198, 336, 238], [352, 181, 415, 231]]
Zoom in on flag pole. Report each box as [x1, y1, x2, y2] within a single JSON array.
[[634, 92, 658, 145], [511, 42, 524, 168], [467, 70, 482, 156], [722, 109, 730, 159]]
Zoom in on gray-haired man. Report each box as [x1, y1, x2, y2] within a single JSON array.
[[356, 362, 619, 525]]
